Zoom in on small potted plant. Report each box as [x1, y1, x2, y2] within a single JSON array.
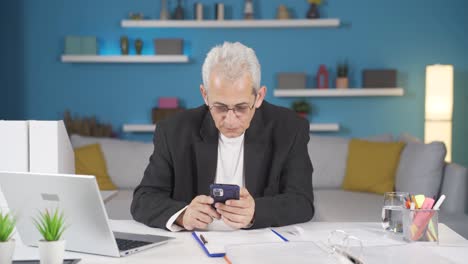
[[336, 61, 349, 89], [33, 209, 67, 264], [292, 100, 312, 118], [306, 0, 322, 19], [0, 211, 16, 264]]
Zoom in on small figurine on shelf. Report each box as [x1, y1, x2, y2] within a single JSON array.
[[173, 0, 185, 20], [244, 0, 254, 20], [306, 0, 322, 19], [135, 39, 143, 55], [316, 64, 329, 89], [120, 36, 129, 55], [160, 0, 169, 20], [292, 100, 312, 119], [336, 61, 349, 89]]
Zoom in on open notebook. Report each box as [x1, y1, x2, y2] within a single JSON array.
[[192, 229, 287, 257]]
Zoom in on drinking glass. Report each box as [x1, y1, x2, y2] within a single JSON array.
[[381, 192, 410, 233]]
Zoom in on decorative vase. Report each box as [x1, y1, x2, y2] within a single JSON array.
[[244, 0, 254, 19], [120, 36, 129, 55], [160, 0, 169, 20], [0, 239, 15, 264], [173, 0, 185, 20], [38, 240, 66, 264], [306, 3, 320, 19], [316, 64, 329, 89], [135, 39, 143, 55], [336, 77, 349, 89], [276, 5, 290, 20], [297, 112, 308, 119]]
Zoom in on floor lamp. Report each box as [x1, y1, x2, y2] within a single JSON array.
[[425, 64, 454, 162]]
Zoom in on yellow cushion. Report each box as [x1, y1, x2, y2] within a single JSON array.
[[74, 144, 117, 190], [342, 139, 405, 194]]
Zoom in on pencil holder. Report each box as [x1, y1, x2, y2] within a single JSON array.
[[403, 209, 439, 243]]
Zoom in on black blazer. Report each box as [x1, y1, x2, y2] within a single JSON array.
[[131, 101, 314, 229]]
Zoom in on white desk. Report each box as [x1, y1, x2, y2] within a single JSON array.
[[14, 220, 468, 264]]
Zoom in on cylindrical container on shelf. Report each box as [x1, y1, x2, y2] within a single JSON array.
[[215, 3, 224, 20], [194, 3, 203, 21]]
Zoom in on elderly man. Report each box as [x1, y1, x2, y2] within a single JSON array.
[[131, 42, 314, 231]]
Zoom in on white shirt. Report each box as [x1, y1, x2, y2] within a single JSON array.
[[165, 133, 245, 231]]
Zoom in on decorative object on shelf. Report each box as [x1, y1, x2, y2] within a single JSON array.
[[276, 5, 290, 20], [291, 100, 312, 118], [135, 38, 143, 55], [120, 36, 129, 55], [0, 211, 16, 264], [154, 38, 184, 54], [306, 0, 322, 19], [64, 36, 97, 55], [152, 97, 184, 123], [277, 73, 307, 89], [363, 69, 397, 88], [129, 12, 144, 20], [336, 61, 349, 89], [160, 0, 169, 20], [316, 64, 329, 89], [33, 208, 67, 264], [194, 2, 203, 20], [63, 110, 115, 137], [244, 0, 254, 19], [173, 0, 185, 20], [215, 3, 225, 20]]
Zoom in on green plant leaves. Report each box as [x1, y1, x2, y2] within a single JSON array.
[[0, 211, 16, 242], [33, 208, 66, 241]]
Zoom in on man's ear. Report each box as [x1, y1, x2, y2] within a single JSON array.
[[200, 85, 209, 106], [255, 86, 267, 108]]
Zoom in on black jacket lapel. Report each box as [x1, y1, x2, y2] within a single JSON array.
[[194, 110, 218, 195], [244, 105, 271, 197]]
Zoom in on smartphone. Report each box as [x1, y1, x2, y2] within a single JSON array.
[[210, 183, 240, 205]]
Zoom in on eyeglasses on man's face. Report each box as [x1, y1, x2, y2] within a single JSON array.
[[208, 96, 257, 118]]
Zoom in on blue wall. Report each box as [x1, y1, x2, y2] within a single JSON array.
[[10, 0, 468, 167]]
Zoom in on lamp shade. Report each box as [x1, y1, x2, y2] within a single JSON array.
[[425, 65, 454, 121]]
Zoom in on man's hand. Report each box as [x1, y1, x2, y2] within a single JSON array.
[[215, 188, 255, 229], [175, 195, 221, 230]]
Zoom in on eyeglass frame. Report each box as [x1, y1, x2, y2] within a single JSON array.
[[207, 94, 258, 118]]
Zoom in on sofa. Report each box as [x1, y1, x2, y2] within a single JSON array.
[[70, 133, 468, 238]]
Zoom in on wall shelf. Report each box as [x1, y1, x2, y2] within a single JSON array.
[[61, 55, 189, 63], [274, 88, 404, 97], [121, 19, 340, 28], [123, 123, 340, 133]]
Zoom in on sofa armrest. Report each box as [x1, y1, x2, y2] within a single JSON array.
[[440, 163, 468, 214]]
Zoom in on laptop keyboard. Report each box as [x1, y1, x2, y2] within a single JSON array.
[[116, 238, 152, 251]]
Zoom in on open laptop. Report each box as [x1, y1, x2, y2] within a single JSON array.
[[0, 172, 174, 257]]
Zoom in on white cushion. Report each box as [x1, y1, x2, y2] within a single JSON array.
[[70, 135, 153, 189], [104, 190, 134, 220]]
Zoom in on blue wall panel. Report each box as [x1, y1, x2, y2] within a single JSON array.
[[10, 0, 468, 166]]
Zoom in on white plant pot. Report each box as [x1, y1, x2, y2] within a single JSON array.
[[38, 240, 66, 264], [0, 239, 15, 264]]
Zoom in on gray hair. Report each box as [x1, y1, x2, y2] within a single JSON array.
[[202, 42, 261, 95]]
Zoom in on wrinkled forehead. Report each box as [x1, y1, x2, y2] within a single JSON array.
[[207, 72, 255, 105]]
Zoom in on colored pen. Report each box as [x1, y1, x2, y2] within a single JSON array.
[[432, 194, 446, 210]]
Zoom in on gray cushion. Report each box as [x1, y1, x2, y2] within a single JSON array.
[[308, 135, 349, 189], [395, 141, 446, 198], [313, 189, 382, 222], [104, 189, 134, 220]]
